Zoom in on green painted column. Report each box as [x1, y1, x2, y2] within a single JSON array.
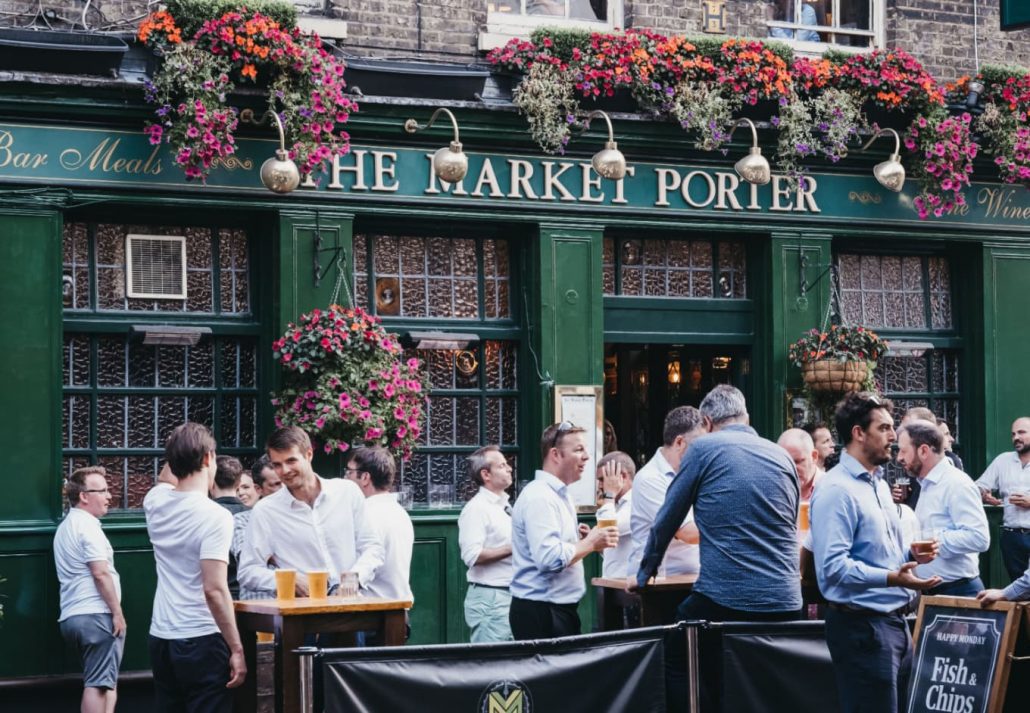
[[766, 231, 834, 435]]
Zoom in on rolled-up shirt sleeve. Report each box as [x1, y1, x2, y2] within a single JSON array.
[[238, 508, 276, 593], [812, 484, 892, 589], [937, 481, 990, 558], [526, 500, 574, 573], [351, 493, 386, 588], [458, 507, 486, 569], [1003, 568, 1030, 601]]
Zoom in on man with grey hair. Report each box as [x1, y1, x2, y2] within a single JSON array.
[[896, 419, 989, 597], [458, 445, 514, 642], [634, 385, 801, 708], [627, 406, 707, 578]]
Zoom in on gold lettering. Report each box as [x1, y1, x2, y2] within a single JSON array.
[[507, 159, 537, 199], [540, 161, 576, 201], [770, 175, 793, 212], [611, 166, 636, 204], [329, 149, 368, 190], [715, 171, 742, 210], [470, 159, 504, 197], [748, 182, 761, 210], [796, 176, 821, 213], [579, 162, 603, 202], [655, 168, 680, 207], [371, 151, 399, 192], [682, 170, 716, 209], [0, 130, 48, 170]]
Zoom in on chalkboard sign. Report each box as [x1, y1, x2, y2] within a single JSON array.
[[908, 597, 1024, 713]]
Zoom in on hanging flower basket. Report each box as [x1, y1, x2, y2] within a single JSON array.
[[802, 359, 869, 393]]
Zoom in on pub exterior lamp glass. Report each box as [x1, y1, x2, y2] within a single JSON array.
[[404, 108, 467, 183], [726, 118, 770, 185], [239, 108, 301, 194], [860, 127, 905, 192], [583, 110, 627, 180]]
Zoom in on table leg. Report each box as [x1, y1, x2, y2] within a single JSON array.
[[381, 610, 407, 646], [234, 619, 258, 713], [277, 619, 305, 713]]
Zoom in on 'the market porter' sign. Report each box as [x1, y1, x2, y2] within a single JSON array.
[[908, 597, 1024, 713]]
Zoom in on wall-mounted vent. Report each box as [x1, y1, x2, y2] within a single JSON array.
[[126, 234, 187, 299]]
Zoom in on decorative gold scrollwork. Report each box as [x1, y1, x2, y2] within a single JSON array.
[[454, 350, 478, 377], [848, 191, 882, 205], [212, 156, 255, 171]]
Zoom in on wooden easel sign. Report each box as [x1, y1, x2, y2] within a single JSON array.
[[908, 596, 1024, 713]]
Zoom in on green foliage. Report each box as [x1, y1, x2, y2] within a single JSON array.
[[529, 26, 593, 62], [165, 0, 297, 37], [683, 35, 725, 56], [979, 63, 1029, 86], [821, 48, 851, 66]]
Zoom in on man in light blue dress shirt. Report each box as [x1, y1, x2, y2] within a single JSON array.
[[896, 420, 989, 597], [811, 392, 941, 713], [509, 422, 618, 640]]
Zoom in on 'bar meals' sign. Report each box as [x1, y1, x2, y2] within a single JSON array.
[[1, 121, 1030, 228]]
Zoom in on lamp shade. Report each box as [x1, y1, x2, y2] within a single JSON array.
[[734, 147, 771, 185], [433, 142, 468, 183], [260, 149, 301, 194], [592, 140, 627, 180], [873, 155, 905, 192]]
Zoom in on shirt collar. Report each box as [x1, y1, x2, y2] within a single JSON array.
[[287, 475, 328, 510], [839, 451, 883, 481], [922, 457, 950, 485], [477, 486, 510, 505], [652, 448, 675, 478], [535, 469, 568, 498]]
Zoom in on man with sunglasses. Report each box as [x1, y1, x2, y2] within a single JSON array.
[[509, 421, 619, 639], [54, 466, 125, 713], [811, 392, 942, 713]]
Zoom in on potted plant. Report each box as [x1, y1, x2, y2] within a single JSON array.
[[788, 325, 888, 393], [829, 48, 945, 131], [138, 1, 355, 182], [952, 67, 1030, 187], [903, 111, 978, 218], [271, 305, 429, 461], [0, 27, 128, 77]]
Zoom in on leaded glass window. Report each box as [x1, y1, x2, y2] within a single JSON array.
[[603, 237, 747, 298], [353, 234, 511, 320], [837, 254, 953, 330], [875, 350, 961, 439], [62, 220, 261, 510], [399, 340, 520, 506]]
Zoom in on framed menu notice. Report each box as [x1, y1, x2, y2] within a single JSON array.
[[553, 385, 603, 511], [908, 596, 1025, 713]]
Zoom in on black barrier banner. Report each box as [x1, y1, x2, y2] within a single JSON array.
[[320, 626, 672, 713], [716, 621, 840, 713]]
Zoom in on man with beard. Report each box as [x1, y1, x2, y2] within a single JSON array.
[[804, 422, 836, 476], [976, 417, 1030, 580], [811, 393, 941, 713], [896, 420, 989, 597], [509, 422, 618, 639]]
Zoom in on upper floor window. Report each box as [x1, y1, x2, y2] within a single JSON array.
[[479, 0, 623, 50], [766, 0, 883, 52], [836, 253, 953, 331]]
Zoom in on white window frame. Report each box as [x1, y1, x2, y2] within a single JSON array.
[[765, 0, 884, 55], [478, 0, 624, 51]]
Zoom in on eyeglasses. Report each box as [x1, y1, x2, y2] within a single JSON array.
[[344, 467, 366, 476], [83, 488, 110, 494], [548, 420, 576, 449], [856, 392, 882, 407]]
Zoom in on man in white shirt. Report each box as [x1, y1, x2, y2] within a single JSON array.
[[627, 406, 707, 578], [458, 445, 514, 642], [977, 416, 1030, 581], [145, 422, 245, 712], [54, 466, 125, 713], [238, 426, 384, 598], [344, 446, 414, 603], [596, 451, 635, 580], [897, 420, 989, 596], [803, 422, 835, 476], [509, 422, 617, 640]]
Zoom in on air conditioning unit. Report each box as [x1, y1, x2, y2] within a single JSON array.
[[125, 234, 187, 299]]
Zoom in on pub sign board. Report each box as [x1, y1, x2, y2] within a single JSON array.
[[908, 597, 1024, 713], [1001, 0, 1030, 31]]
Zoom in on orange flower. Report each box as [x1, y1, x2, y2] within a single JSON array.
[[241, 63, 257, 79]]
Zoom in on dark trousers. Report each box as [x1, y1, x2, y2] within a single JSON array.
[[1001, 529, 1030, 581], [926, 576, 984, 598], [824, 607, 912, 713], [668, 591, 800, 712], [509, 597, 580, 640], [149, 633, 232, 713]]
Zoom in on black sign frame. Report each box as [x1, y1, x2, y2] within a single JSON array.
[[908, 596, 1024, 713]]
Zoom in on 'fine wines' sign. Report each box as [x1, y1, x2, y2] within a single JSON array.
[[908, 597, 1024, 713]]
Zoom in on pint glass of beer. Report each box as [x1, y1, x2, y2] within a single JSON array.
[[274, 569, 296, 600]]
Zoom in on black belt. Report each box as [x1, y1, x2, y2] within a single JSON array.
[[827, 602, 907, 617], [1002, 527, 1030, 534], [470, 582, 509, 591]]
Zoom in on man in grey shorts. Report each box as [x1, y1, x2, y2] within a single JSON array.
[[54, 466, 126, 713]]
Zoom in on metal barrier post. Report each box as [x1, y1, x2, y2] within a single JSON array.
[[297, 646, 319, 713], [686, 624, 700, 713]]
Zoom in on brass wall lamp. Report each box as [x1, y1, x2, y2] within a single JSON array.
[[404, 108, 468, 182], [725, 118, 770, 185], [239, 108, 301, 194], [581, 109, 627, 180], [859, 127, 905, 192]]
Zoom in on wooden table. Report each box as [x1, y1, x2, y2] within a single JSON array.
[[592, 574, 698, 630], [234, 595, 412, 713]]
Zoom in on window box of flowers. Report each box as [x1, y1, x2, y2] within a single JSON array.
[[788, 325, 888, 394], [0, 28, 128, 77], [341, 57, 490, 101]]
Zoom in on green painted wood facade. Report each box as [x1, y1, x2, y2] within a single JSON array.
[[1, 84, 1029, 680]]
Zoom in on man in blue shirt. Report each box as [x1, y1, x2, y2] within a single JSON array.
[[509, 421, 617, 640], [811, 392, 941, 713]]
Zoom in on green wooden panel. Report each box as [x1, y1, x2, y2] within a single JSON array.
[[604, 298, 755, 344], [1001, 0, 1030, 30], [984, 250, 1030, 458], [408, 535, 449, 644], [0, 552, 54, 676], [113, 548, 158, 671], [0, 209, 61, 523]]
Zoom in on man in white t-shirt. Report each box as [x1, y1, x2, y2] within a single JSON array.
[[54, 466, 125, 713], [145, 422, 245, 712], [344, 446, 414, 604], [238, 426, 384, 598], [458, 445, 514, 642]]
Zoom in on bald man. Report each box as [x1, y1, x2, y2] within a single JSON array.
[[778, 429, 822, 502], [976, 417, 1030, 580]]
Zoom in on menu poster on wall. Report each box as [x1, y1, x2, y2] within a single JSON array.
[[908, 597, 1024, 713], [553, 385, 603, 510]]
